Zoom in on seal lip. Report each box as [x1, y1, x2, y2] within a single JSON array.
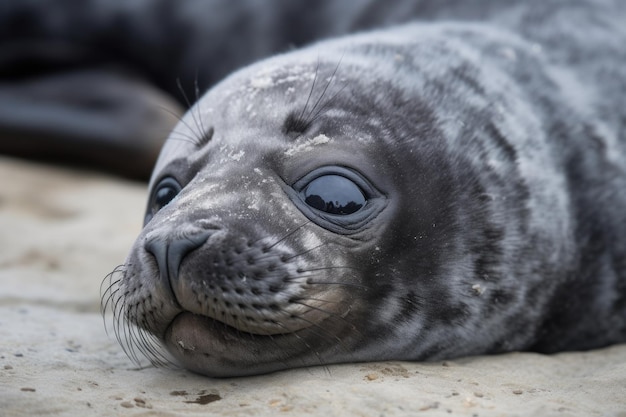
[[163, 311, 322, 376], [165, 310, 314, 339]]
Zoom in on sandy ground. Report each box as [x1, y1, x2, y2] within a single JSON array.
[[0, 156, 625, 417]]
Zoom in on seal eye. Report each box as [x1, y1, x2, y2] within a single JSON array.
[[145, 177, 181, 225], [303, 175, 365, 215], [288, 166, 385, 234]]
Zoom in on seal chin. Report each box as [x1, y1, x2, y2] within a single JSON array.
[[163, 312, 319, 377]]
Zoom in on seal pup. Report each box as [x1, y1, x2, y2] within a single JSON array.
[[100, 1, 626, 377]]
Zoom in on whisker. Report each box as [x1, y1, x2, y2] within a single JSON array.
[[291, 300, 362, 337], [306, 83, 349, 128], [176, 78, 205, 147], [303, 56, 344, 126], [193, 72, 207, 136], [299, 279, 372, 291], [282, 242, 328, 262], [271, 319, 326, 370], [101, 264, 172, 369], [252, 220, 313, 251], [297, 58, 321, 123], [300, 265, 363, 273], [157, 105, 204, 146], [135, 322, 174, 367]]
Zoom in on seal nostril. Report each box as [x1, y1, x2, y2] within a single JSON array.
[[144, 230, 211, 304]]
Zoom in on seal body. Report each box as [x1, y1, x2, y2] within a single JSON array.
[[108, 0, 626, 377]]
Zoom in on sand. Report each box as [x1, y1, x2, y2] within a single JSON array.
[[1, 156, 624, 417]]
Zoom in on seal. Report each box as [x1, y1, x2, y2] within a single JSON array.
[[101, 0, 626, 377]]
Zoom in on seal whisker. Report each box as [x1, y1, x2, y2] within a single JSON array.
[[298, 279, 372, 291], [301, 56, 344, 131], [117, 307, 141, 364], [116, 308, 145, 366], [252, 220, 313, 251], [270, 319, 328, 371], [133, 323, 175, 368], [126, 321, 153, 365], [193, 73, 207, 134], [296, 59, 321, 130], [100, 266, 127, 340], [291, 299, 362, 337], [113, 300, 149, 367], [281, 242, 328, 262], [101, 285, 122, 337], [100, 265, 124, 299], [175, 78, 207, 148], [288, 313, 343, 345], [282, 310, 356, 364], [306, 82, 349, 128], [164, 131, 205, 145], [100, 271, 122, 319], [190, 74, 215, 148], [119, 306, 174, 369], [153, 105, 206, 145]]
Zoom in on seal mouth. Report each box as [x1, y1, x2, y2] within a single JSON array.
[[163, 311, 324, 376], [167, 310, 313, 340]]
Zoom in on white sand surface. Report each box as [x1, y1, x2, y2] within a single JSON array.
[[1, 156, 625, 417]]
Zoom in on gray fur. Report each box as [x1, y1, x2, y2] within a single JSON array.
[[101, 0, 626, 376]]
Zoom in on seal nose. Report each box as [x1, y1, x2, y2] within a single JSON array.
[[144, 230, 211, 297]]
